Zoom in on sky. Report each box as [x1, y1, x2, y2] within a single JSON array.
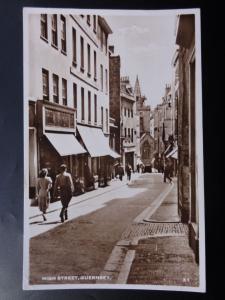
[[107, 15, 177, 109]]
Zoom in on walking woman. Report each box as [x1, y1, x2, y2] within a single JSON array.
[[37, 168, 52, 221]]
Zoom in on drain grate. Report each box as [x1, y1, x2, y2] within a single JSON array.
[[121, 222, 188, 240]]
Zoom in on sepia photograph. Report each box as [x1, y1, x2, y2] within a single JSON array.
[[23, 8, 205, 292]]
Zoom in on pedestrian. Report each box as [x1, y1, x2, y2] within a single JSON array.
[[37, 168, 52, 221], [126, 163, 132, 181], [53, 164, 74, 223], [136, 163, 140, 173], [117, 163, 124, 181], [164, 158, 173, 184]]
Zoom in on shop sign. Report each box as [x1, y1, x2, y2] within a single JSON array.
[[45, 107, 75, 129]]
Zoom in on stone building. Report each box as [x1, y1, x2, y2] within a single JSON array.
[[109, 49, 121, 156], [133, 76, 154, 169], [27, 13, 115, 198], [109, 51, 138, 170], [120, 77, 137, 170], [175, 14, 198, 262]]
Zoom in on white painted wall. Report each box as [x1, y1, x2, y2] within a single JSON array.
[[28, 14, 110, 133]]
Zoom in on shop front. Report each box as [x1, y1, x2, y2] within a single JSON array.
[[33, 100, 86, 199], [76, 124, 120, 187]]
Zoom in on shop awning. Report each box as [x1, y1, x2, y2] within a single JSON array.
[[109, 148, 121, 159], [77, 125, 116, 158], [45, 132, 86, 156], [166, 147, 178, 159]]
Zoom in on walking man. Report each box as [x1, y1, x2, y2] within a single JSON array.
[[117, 163, 125, 181], [53, 164, 74, 223], [126, 164, 132, 181]]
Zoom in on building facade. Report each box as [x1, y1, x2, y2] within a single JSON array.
[[120, 77, 137, 170], [28, 13, 114, 198], [109, 51, 121, 155], [175, 14, 198, 262]]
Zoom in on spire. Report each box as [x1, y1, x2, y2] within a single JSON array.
[[134, 75, 141, 98]]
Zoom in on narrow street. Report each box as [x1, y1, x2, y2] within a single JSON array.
[[29, 173, 199, 287], [29, 173, 169, 284]]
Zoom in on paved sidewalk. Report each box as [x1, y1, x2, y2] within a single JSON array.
[[126, 179, 199, 287], [100, 178, 199, 288], [29, 172, 142, 219]]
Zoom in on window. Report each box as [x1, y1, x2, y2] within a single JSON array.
[[72, 28, 77, 65], [40, 14, 48, 40], [128, 109, 130, 118], [100, 27, 103, 50], [87, 15, 91, 25], [131, 109, 133, 118], [94, 94, 97, 123], [80, 36, 84, 72], [62, 78, 67, 105], [128, 128, 130, 139], [60, 15, 66, 53], [105, 69, 108, 93], [124, 107, 126, 116], [52, 74, 59, 103], [124, 128, 127, 137], [100, 64, 103, 91], [106, 108, 108, 132], [103, 31, 108, 55], [73, 83, 77, 110], [131, 128, 134, 142], [42, 69, 49, 100], [81, 87, 85, 121], [87, 44, 91, 77], [93, 15, 97, 32], [94, 50, 97, 80], [101, 106, 103, 128], [88, 91, 91, 123], [51, 15, 58, 47]]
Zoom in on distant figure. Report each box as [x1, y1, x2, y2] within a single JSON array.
[[37, 168, 52, 221], [84, 162, 94, 189], [136, 163, 140, 173], [117, 163, 125, 181], [164, 159, 173, 184], [53, 164, 74, 223], [126, 164, 132, 181]]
